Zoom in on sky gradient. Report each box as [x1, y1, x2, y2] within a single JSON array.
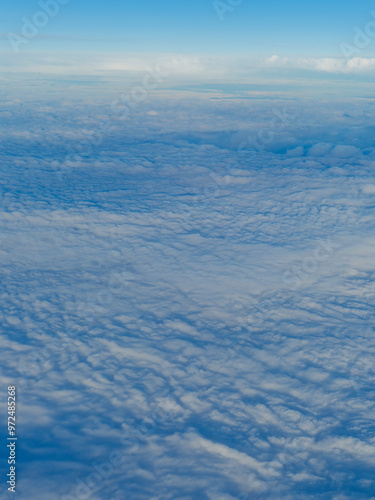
[[1, 0, 375, 71]]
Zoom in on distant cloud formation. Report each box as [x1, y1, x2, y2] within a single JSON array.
[[2, 51, 375, 79], [265, 54, 375, 74]]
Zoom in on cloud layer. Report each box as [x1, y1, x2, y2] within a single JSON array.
[[3, 51, 375, 80], [1, 84, 375, 499]]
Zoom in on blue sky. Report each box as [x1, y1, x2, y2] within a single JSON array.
[[2, 0, 375, 56]]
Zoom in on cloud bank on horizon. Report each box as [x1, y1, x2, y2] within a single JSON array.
[[3, 52, 375, 79]]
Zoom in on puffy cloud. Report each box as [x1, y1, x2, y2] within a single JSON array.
[[331, 145, 360, 158], [308, 143, 333, 157]]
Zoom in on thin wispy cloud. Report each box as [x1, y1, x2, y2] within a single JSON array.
[[2, 51, 375, 81]]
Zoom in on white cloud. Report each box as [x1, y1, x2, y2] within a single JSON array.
[[265, 54, 375, 74], [2, 50, 375, 78], [2, 92, 375, 499]]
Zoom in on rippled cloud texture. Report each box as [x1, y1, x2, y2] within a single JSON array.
[[1, 77, 375, 500]]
